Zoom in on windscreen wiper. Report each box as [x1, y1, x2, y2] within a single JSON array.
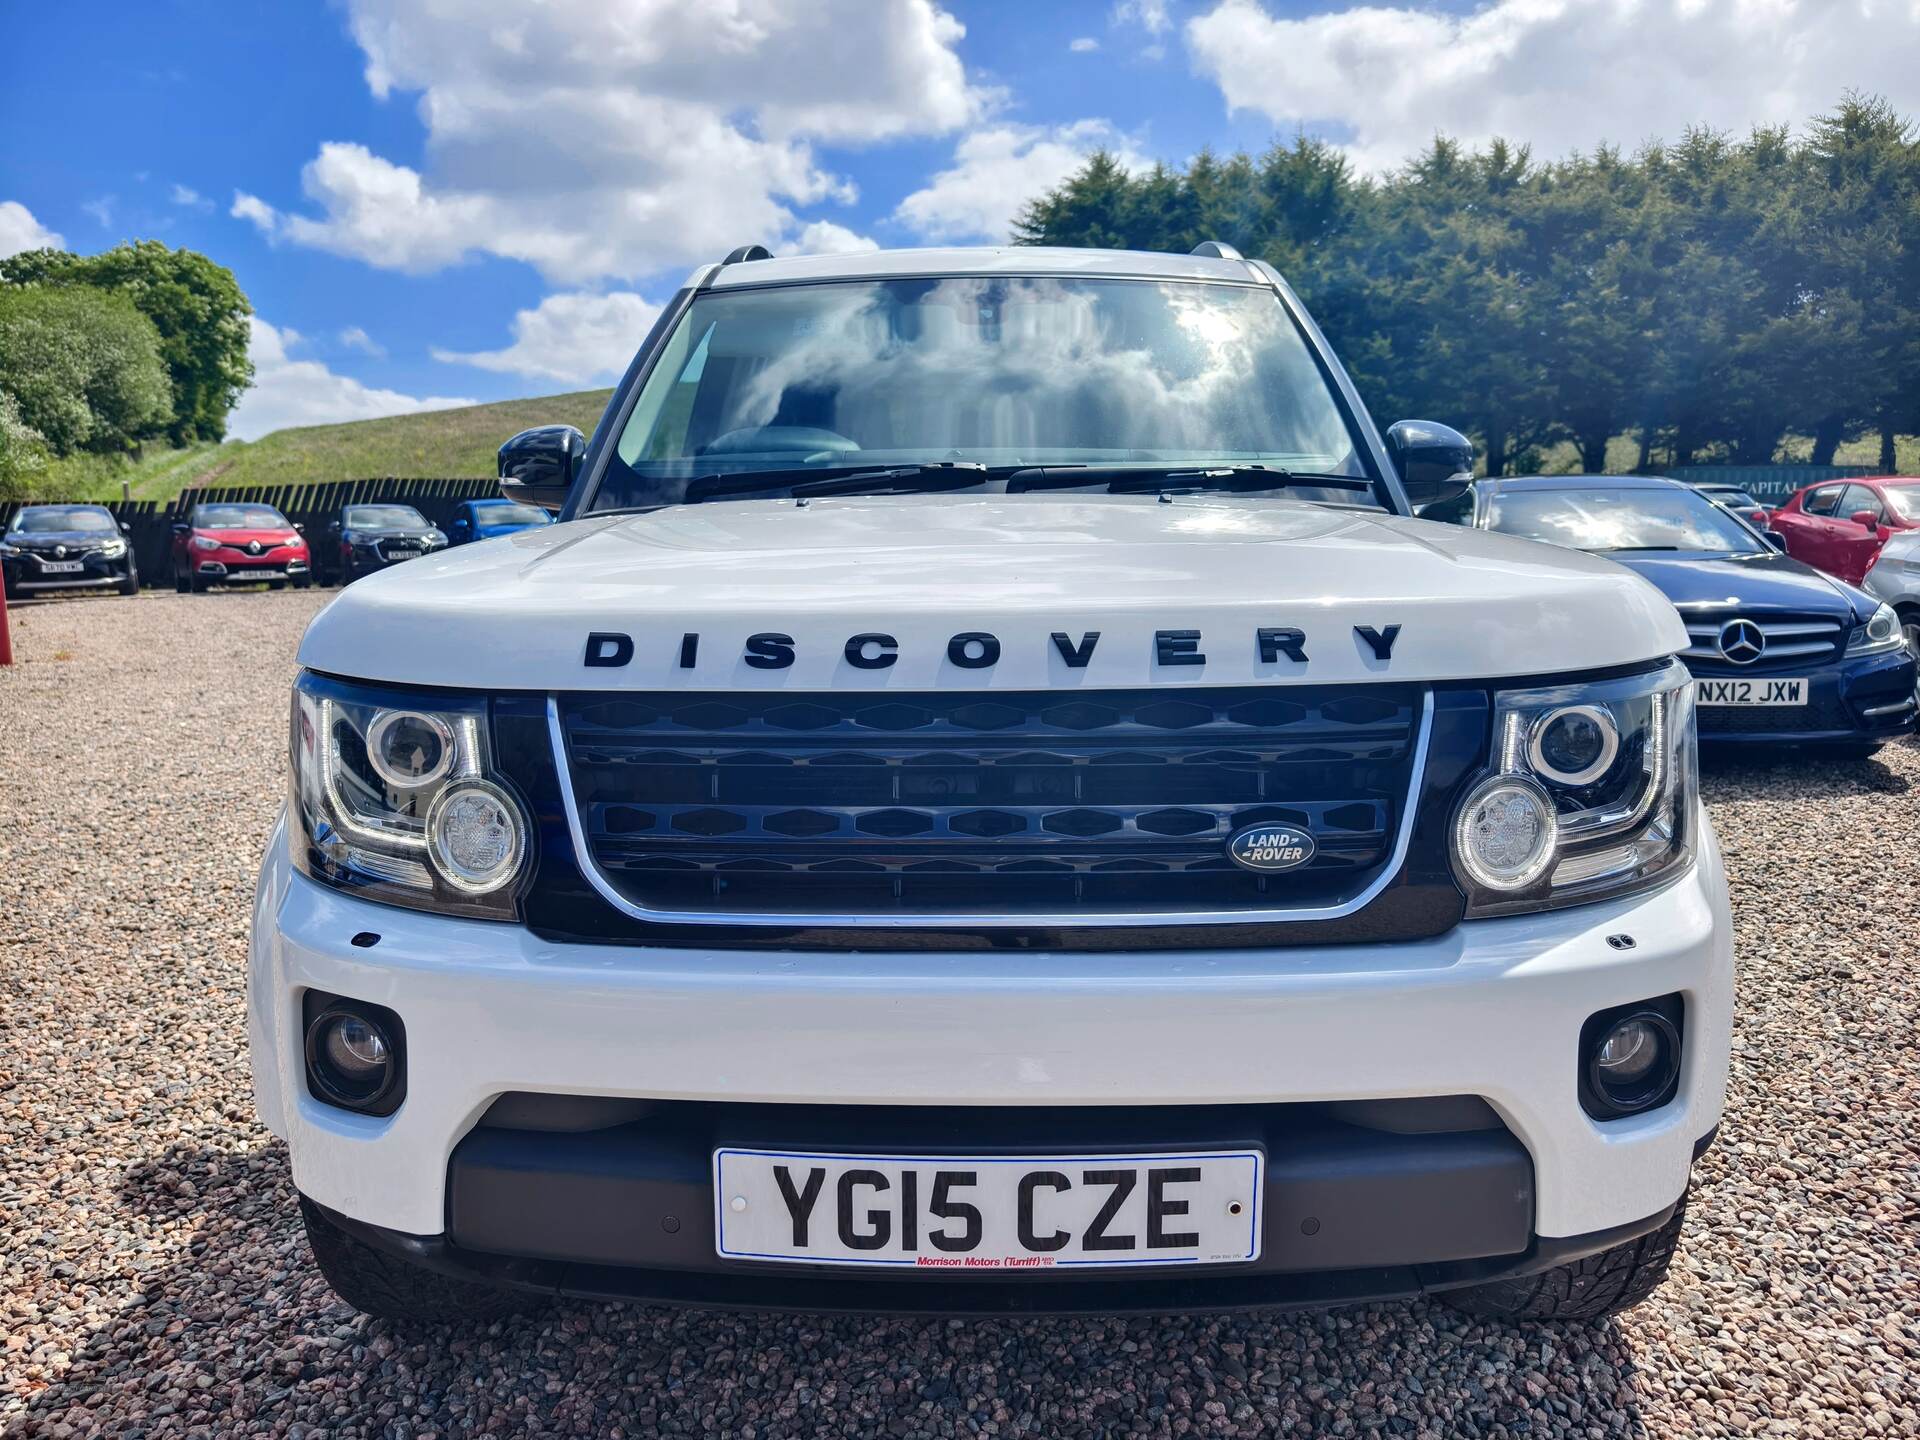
[[684, 462, 997, 503], [1003, 463, 1374, 496]]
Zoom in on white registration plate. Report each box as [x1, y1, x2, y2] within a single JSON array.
[[1697, 677, 1807, 707], [714, 1148, 1263, 1270], [39, 560, 84, 574]]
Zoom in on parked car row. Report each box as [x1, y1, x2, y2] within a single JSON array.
[[1, 498, 551, 601], [1430, 475, 1918, 754]]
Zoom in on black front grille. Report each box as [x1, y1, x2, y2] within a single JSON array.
[[556, 687, 1425, 919]]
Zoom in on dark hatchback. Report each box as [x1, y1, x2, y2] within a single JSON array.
[[1436, 476, 1917, 752], [320, 504, 448, 585], [1, 504, 139, 598]]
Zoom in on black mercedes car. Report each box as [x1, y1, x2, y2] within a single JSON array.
[[1438, 475, 1917, 753], [1, 503, 139, 599], [320, 504, 448, 585]]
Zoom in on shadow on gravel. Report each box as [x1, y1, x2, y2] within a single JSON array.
[[9, 1137, 1653, 1437], [1700, 743, 1912, 793]]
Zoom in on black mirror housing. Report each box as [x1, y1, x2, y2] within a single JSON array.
[[499, 425, 585, 512], [1386, 420, 1474, 510], [1764, 529, 1788, 552]]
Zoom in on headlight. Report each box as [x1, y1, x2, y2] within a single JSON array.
[[191, 535, 220, 551], [1846, 602, 1904, 656], [289, 672, 530, 919], [1452, 661, 1696, 917], [99, 538, 127, 558], [425, 530, 447, 547]]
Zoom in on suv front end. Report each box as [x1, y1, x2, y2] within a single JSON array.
[[248, 245, 1732, 1322]]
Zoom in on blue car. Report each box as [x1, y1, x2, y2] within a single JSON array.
[[445, 498, 554, 546], [1438, 475, 1917, 753]]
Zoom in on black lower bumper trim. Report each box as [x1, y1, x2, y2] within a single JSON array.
[[314, 1198, 1681, 1316]]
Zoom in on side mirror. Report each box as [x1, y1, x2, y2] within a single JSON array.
[[170, 522, 189, 535], [1764, 530, 1788, 552], [327, 520, 341, 532], [1385, 420, 1474, 510], [293, 522, 305, 534], [499, 425, 585, 512], [119, 520, 132, 534], [1851, 510, 1880, 531]]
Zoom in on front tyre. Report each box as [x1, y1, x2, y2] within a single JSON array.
[[299, 1197, 530, 1324], [1441, 1198, 1686, 1322], [119, 568, 140, 596]]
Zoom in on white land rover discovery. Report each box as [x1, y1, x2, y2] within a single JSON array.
[[251, 244, 1731, 1323]]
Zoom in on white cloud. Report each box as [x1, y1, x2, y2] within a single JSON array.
[[0, 201, 63, 258], [338, 325, 386, 357], [245, 0, 982, 284], [794, 219, 881, 255], [81, 196, 114, 228], [1187, 0, 1920, 175], [896, 121, 1148, 242], [1069, 36, 1100, 53], [228, 317, 476, 440], [230, 191, 278, 230], [1115, 0, 1171, 34], [170, 183, 212, 211], [432, 291, 662, 386]]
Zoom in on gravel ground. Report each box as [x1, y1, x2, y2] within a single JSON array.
[[2, 588, 1917, 1439]]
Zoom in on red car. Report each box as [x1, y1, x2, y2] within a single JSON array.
[[1766, 476, 1920, 585], [170, 502, 313, 592]]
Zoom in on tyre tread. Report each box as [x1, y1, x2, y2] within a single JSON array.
[[300, 1196, 529, 1324], [1441, 1199, 1685, 1321]]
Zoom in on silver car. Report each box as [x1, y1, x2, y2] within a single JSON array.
[[1862, 530, 1920, 691]]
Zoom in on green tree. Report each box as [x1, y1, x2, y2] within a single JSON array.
[[1, 240, 253, 444], [0, 392, 51, 501], [0, 285, 173, 455]]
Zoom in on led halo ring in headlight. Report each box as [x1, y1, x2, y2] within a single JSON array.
[[1527, 703, 1620, 786], [1453, 772, 1559, 893], [425, 777, 528, 894], [365, 708, 458, 789]]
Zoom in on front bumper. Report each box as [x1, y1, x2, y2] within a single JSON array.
[[196, 554, 309, 582], [250, 808, 1732, 1301], [2, 551, 134, 592], [1692, 648, 1916, 745]]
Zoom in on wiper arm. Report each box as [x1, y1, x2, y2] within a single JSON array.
[[1004, 463, 1373, 495], [684, 462, 994, 503]]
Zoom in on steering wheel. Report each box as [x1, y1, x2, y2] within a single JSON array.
[[700, 425, 860, 456]]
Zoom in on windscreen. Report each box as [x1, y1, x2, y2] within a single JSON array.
[[8, 507, 116, 533], [1486, 486, 1763, 553], [593, 276, 1365, 510], [1885, 486, 1920, 523], [345, 506, 427, 529], [197, 504, 289, 529]]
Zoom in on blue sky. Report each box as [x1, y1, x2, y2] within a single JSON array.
[[3, 0, 1912, 440]]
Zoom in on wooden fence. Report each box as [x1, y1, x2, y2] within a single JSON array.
[[1, 477, 498, 588]]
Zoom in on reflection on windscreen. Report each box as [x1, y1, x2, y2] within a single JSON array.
[[9, 507, 116, 533], [198, 505, 289, 529], [596, 276, 1363, 509], [346, 506, 427, 529], [1886, 487, 1920, 523], [474, 502, 550, 525], [1487, 488, 1762, 553]]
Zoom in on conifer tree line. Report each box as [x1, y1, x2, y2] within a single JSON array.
[[1015, 95, 1920, 477]]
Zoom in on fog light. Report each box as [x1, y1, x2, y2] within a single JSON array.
[[1582, 1007, 1681, 1119], [323, 1015, 389, 1077], [303, 995, 405, 1115], [1452, 774, 1557, 892], [426, 778, 527, 894]]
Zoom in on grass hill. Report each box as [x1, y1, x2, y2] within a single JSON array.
[[36, 389, 613, 501]]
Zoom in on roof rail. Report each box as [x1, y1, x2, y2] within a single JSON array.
[[1189, 241, 1243, 260], [721, 244, 774, 265]]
